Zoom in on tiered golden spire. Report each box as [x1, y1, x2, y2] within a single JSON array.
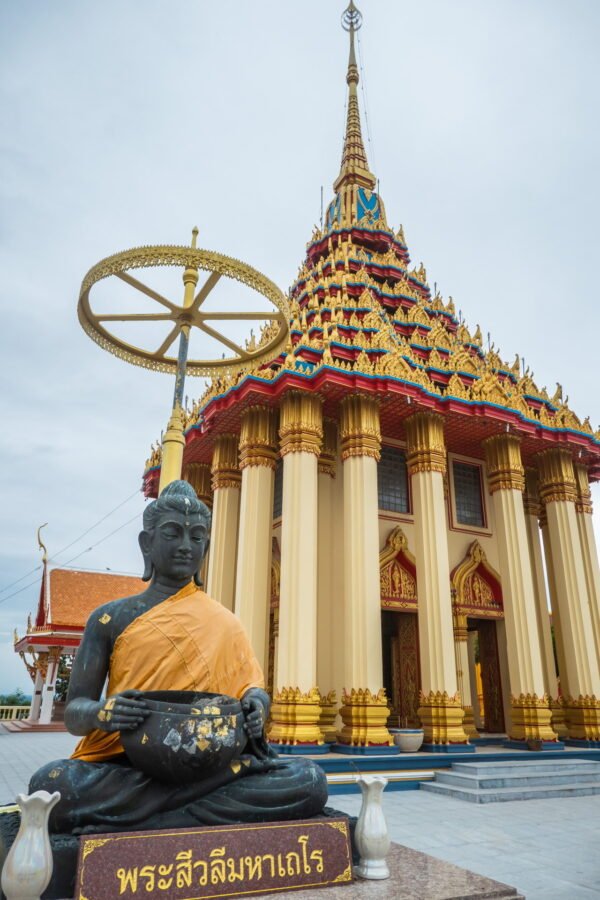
[[334, 1, 376, 193]]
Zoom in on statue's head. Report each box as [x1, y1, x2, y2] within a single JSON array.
[[139, 480, 211, 586]]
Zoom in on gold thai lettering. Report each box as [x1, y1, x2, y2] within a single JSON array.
[[157, 864, 173, 891], [175, 850, 192, 888], [298, 835, 311, 874], [116, 867, 138, 894], [112, 833, 331, 893], [209, 847, 226, 884]]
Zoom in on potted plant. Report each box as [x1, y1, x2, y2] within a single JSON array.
[[391, 718, 424, 752]]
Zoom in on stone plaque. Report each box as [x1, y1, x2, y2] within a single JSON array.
[[75, 818, 352, 899]]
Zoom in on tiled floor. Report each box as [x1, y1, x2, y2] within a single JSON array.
[[1, 732, 599, 899]]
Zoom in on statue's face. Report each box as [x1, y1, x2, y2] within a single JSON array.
[[141, 511, 209, 584]]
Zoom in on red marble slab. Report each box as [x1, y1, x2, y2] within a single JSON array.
[[75, 818, 353, 899]]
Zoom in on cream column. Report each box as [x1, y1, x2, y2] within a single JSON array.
[[537, 449, 600, 741], [453, 611, 478, 738], [405, 411, 468, 746], [575, 465, 600, 669], [206, 436, 241, 611], [523, 470, 566, 738], [269, 392, 323, 746], [337, 395, 392, 747], [317, 419, 340, 743], [483, 435, 555, 742], [539, 507, 570, 698], [234, 407, 277, 674], [184, 462, 213, 586], [39, 648, 61, 725]]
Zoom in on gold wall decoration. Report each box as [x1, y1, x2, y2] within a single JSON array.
[[483, 434, 525, 493], [379, 527, 417, 611], [279, 393, 323, 457], [239, 406, 278, 470], [318, 418, 338, 477], [339, 395, 381, 461], [211, 434, 241, 491], [451, 541, 503, 619], [405, 411, 446, 476], [183, 463, 212, 508], [537, 448, 578, 504], [574, 464, 593, 515]]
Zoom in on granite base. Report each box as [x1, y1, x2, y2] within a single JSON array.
[[253, 841, 524, 899], [503, 739, 565, 751], [330, 744, 400, 756]]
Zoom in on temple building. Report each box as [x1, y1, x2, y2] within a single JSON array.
[[142, 7, 600, 753], [14, 566, 145, 725]]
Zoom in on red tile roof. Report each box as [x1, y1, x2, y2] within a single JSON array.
[[47, 568, 146, 628]]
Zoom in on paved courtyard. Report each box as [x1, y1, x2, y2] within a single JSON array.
[[1, 732, 599, 899]]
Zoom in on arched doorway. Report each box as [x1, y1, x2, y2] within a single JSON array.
[[452, 542, 505, 734], [379, 527, 420, 727]]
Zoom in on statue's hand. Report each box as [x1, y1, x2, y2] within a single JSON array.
[[241, 694, 265, 740], [95, 689, 150, 733]]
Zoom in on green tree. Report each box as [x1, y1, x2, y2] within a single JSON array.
[[0, 688, 29, 706], [54, 655, 73, 702]]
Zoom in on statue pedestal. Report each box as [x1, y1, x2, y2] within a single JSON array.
[[253, 843, 524, 899]]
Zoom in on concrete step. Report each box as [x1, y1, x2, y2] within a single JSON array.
[[436, 766, 600, 790], [421, 780, 600, 803], [1, 721, 67, 734], [451, 759, 600, 777]]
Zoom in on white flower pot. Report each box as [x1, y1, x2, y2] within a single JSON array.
[[1, 790, 60, 900], [393, 728, 424, 752]]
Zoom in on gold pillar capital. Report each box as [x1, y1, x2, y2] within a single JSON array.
[[405, 410, 446, 475], [339, 395, 381, 461], [523, 468, 542, 517], [318, 418, 338, 477], [483, 433, 524, 493], [279, 392, 323, 457], [184, 463, 213, 508], [211, 434, 241, 490], [452, 612, 468, 641], [575, 463, 593, 515], [239, 406, 277, 470], [537, 448, 577, 504]]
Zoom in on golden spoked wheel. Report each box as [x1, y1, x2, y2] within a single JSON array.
[[77, 241, 290, 378]]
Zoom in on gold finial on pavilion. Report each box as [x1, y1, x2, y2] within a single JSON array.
[[37, 523, 48, 563], [334, 1, 376, 193], [191, 226, 199, 249]]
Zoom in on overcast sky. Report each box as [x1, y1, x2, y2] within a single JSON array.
[[1, 0, 599, 693]]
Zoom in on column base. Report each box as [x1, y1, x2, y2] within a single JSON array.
[[564, 695, 600, 741], [318, 690, 338, 744], [509, 693, 557, 742], [564, 739, 600, 748], [336, 689, 394, 748], [267, 687, 324, 746], [503, 740, 565, 751], [417, 691, 470, 746], [461, 705, 479, 740], [549, 697, 569, 740], [271, 743, 331, 755]]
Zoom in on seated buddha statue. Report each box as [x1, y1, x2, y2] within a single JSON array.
[[30, 480, 327, 835]]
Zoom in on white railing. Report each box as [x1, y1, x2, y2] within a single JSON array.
[[0, 706, 31, 720]]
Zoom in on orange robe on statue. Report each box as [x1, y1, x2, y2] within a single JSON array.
[[71, 582, 264, 763]]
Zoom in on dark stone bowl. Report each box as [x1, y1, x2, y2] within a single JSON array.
[[120, 690, 247, 784]]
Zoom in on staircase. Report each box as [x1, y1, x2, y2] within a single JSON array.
[[421, 758, 600, 803], [0, 720, 66, 734]]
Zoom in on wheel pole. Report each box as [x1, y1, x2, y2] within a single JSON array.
[[158, 228, 199, 493]]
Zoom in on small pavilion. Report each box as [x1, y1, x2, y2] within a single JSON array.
[[14, 566, 145, 725]]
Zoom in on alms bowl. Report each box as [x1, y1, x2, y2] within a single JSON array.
[[120, 690, 246, 784]]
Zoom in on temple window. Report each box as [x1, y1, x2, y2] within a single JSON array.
[[452, 460, 485, 528], [378, 445, 410, 514], [273, 457, 283, 520]]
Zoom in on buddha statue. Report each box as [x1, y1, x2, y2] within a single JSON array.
[[28, 481, 328, 836]]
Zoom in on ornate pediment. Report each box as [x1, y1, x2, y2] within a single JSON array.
[[451, 540, 503, 619], [379, 526, 417, 611]]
